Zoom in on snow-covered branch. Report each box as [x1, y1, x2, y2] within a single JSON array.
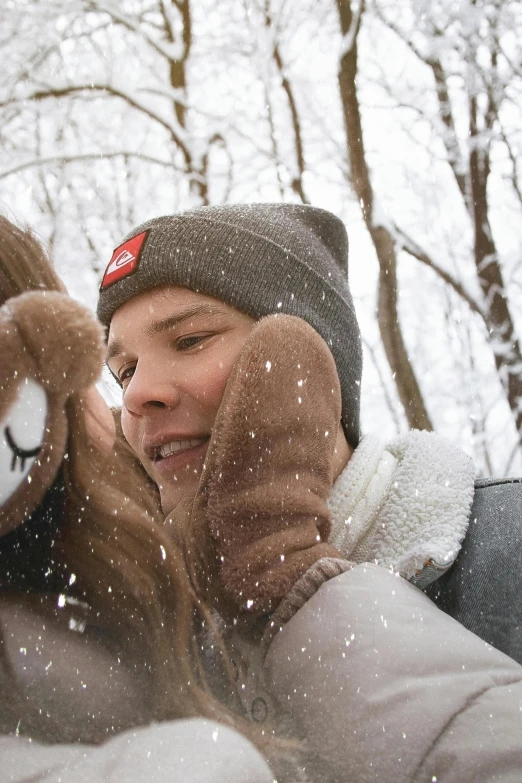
[[339, 0, 364, 60], [0, 82, 191, 163], [395, 226, 484, 320], [0, 151, 186, 180], [86, 0, 185, 62]]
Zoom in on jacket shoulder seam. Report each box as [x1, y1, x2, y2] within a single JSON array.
[[413, 678, 521, 781]]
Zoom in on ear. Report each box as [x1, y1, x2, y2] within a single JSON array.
[[0, 292, 105, 536]]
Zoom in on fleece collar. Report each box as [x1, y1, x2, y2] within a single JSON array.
[[327, 431, 476, 587]]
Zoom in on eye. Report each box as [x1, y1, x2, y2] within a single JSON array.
[[176, 334, 210, 351], [118, 364, 136, 388], [4, 426, 42, 472]]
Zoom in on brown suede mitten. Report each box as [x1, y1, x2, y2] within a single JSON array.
[[186, 314, 342, 621]]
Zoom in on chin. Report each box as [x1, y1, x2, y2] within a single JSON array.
[[160, 490, 183, 516], [159, 476, 201, 517]]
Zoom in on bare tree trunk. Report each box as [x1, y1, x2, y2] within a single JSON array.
[[264, 2, 309, 203], [469, 91, 522, 441], [161, 0, 191, 129], [336, 0, 432, 431], [373, 1, 522, 448], [428, 22, 522, 443], [160, 0, 209, 203]]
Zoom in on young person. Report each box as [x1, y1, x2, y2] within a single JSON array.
[[93, 202, 522, 781], [98, 202, 522, 662]]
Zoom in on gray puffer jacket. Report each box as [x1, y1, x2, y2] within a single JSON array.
[[262, 563, 522, 782], [0, 597, 273, 783], [425, 478, 522, 663], [0, 720, 273, 783], [2, 562, 522, 782]]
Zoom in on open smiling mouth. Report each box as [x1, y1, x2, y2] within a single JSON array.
[[154, 437, 209, 463]]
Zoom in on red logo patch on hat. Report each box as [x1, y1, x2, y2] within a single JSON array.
[[100, 230, 148, 290]]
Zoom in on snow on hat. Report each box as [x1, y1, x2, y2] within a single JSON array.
[[97, 203, 362, 445]]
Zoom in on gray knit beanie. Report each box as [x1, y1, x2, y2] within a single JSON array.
[[97, 203, 362, 446]]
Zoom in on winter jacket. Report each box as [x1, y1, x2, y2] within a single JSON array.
[[0, 720, 273, 783], [425, 477, 522, 664], [326, 432, 522, 664], [2, 564, 522, 782], [261, 563, 522, 782], [0, 597, 273, 783]]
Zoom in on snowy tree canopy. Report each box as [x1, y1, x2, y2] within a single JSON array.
[[1, 0, 521, 475]]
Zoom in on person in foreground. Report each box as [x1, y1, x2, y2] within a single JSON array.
[[0, 216, 276, 783], [94, 203, 522, 781]]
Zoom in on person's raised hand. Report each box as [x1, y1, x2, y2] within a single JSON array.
[[185, 314, 344, 624]]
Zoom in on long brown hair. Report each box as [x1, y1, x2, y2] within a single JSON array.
[[0, 216, 237, 724]]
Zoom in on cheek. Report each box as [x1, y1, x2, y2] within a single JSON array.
[[120, 407, 138, 449], [192, 338, 249, 412], [190, 360, 233, 412]]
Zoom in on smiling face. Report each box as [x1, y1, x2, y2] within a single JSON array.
[[107, 286, 256, 514]]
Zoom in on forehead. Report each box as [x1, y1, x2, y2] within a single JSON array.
[[107, 285, 246, 349], [112, 284, 227, 322]]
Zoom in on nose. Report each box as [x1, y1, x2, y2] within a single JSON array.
[[122, 361, 181, 415]]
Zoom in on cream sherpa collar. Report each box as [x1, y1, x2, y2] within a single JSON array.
[[327, 431, 476, 587]]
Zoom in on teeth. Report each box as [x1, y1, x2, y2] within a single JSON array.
[[157, 438, 206, 460]]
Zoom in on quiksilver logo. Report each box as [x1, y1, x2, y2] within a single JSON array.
[[106, 249, 135, 275], [100, 230, 148, 290]]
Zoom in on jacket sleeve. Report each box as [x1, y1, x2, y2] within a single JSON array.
[[0, 719, 273, 783], [425, 478, 522, 665], [263, 563, 522, 783]]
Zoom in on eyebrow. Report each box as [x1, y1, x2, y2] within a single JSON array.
[[106, 303, 229, 364]]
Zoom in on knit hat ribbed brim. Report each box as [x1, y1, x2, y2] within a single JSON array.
[[97, 203, 362, 446]]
